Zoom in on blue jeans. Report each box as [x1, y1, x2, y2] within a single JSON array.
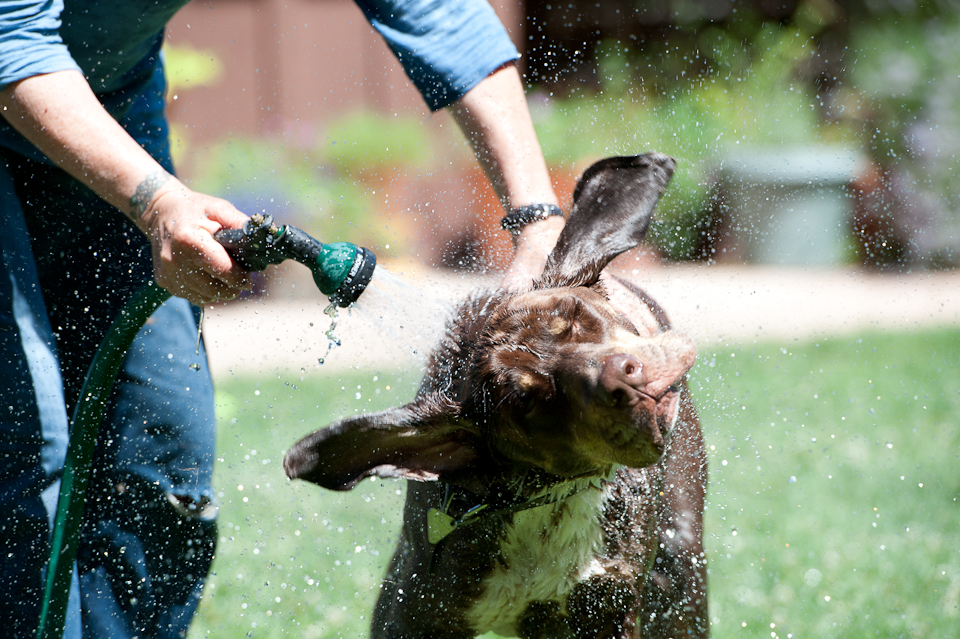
[[0, 62, 217, 639]]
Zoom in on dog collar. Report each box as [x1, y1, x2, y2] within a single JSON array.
[[426, 474, 609, 545]]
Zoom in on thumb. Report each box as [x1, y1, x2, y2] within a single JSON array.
[[204, 198, 250, 232]]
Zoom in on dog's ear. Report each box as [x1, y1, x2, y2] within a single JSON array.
[[538, 153, 675, 288], [283, 394, 477, 491]]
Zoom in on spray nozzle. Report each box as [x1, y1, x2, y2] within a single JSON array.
[[214, 214, 376, 307]]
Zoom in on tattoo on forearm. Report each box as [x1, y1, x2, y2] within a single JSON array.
[[129, 170, 172, 218]]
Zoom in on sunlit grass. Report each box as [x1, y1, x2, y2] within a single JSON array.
[[189, 370, 418, 639], [695, 329, 960, 639], [191, 328, 960, 638]]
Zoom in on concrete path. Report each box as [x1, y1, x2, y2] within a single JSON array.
[[201, 263, 960, 381]]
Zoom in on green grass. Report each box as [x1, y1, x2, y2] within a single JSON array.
[[187, 369, 418, 639], [695, 329, 960, 639], [190, 329, 960, 638]]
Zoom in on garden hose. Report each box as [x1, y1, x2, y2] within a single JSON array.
[[38, 218, 377, 638], [37, 280, 172, 639], [214, 213, 377, 308]]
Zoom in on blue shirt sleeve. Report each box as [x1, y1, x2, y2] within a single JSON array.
[[353, 0, 520, 111], [0, 0, 83, 92]]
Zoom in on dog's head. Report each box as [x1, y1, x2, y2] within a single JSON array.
[[284, 153, 696, 490]]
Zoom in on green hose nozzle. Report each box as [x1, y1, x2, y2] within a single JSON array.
[[215, 214, 376, 307]]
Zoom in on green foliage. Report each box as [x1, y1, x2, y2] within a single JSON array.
[[850, 11, 960, 153], [324, 111, 436, 177], [849, 11, 960, 220], [192, 328, 960, 638], [533, 19, 852, 259], [190, 137, 378, 245], [162, 44, 223, 96], [533, 2, 960, 261]]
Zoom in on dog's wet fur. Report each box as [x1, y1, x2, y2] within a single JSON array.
[[284, 154, 708, 638]]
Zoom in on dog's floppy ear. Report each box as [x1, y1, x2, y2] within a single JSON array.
[[283, 394, 477, 491], [538, 153, 675, 288]]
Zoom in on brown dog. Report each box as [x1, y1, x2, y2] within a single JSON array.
[[284, 154, 708, 639]]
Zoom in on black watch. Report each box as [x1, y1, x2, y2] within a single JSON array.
[[500, 203, 564, 234]]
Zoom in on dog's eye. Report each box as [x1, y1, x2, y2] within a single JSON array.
[[522, 394, 537, 415], [509, 371, 548, 416], [502, 389, 537, 419]]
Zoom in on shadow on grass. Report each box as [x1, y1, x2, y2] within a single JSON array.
[[191, 328, 960, 639]]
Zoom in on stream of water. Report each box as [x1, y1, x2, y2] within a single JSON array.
[[320, 265, 455, 366]]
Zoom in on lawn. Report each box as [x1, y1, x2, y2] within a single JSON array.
[[189, 328, 960, 639]]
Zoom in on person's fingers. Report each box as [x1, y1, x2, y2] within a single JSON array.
[[142, 188, 255, 303], [196, 198, 253, 288], [152, 236, 250, 303], [203, 197, 249, 231], [154, 256, 245, 305], [192, 229, 252, 290], [157, 209, 252, 287], [189, 277, 243, 304]]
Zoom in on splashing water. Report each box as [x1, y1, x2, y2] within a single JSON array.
[[308, 265, 453, 368], [190, 307, 204, 371], [317, 303, 341, 365], [348, 265, 454, 358]]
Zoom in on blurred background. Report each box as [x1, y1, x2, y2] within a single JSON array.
[[163, 2, 960, 638], [164, 0, 960, 278]]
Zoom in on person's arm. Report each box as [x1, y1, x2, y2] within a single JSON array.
[[351, 0, 561, 289], [0, 70, 250, 304], [449, 63, 563, 290]]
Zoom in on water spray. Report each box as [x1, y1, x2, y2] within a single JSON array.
[[214, 213, 377, 307]]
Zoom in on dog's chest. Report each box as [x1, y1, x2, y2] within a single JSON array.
[[464, 480, 613, 636]]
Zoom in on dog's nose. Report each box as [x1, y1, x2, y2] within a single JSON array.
[[600, 354, 644, 404], [647, 152, 676, 172]]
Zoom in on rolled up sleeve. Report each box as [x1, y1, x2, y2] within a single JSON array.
[[353, 0, 520, 111], [0, 0, 82, 92]]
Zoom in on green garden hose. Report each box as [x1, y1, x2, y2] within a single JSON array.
[[37, 218, 376, 638], [37, 280, 172, 639]]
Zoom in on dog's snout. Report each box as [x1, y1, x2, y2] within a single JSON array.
[[648, 152, 676, 171], [600, 354, 644, 398]]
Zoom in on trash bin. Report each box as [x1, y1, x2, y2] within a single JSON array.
[[721, 146, 865, 265]]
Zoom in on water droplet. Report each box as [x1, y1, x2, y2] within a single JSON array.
[[189, 362, 201, 371], [194, 307, 204, 356], [316, 303, 341, 364]]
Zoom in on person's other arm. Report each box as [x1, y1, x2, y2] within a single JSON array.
[[0, 70, 250, 304], [448, 62, 563, 290], [352, 0, 562, 289]]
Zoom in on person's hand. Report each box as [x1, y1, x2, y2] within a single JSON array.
[[135, 176, 252, 305], [499, 215, 565, 291]]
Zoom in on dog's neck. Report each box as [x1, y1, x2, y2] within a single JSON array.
[[427, 466, 619, 545]]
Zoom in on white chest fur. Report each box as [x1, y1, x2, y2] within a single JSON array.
[[465, 477, 614, 637]]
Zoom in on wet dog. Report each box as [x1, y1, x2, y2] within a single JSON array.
[[284, 154, 708, 639]]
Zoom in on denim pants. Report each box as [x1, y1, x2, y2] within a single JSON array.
[[0, 64, 217, 639]]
